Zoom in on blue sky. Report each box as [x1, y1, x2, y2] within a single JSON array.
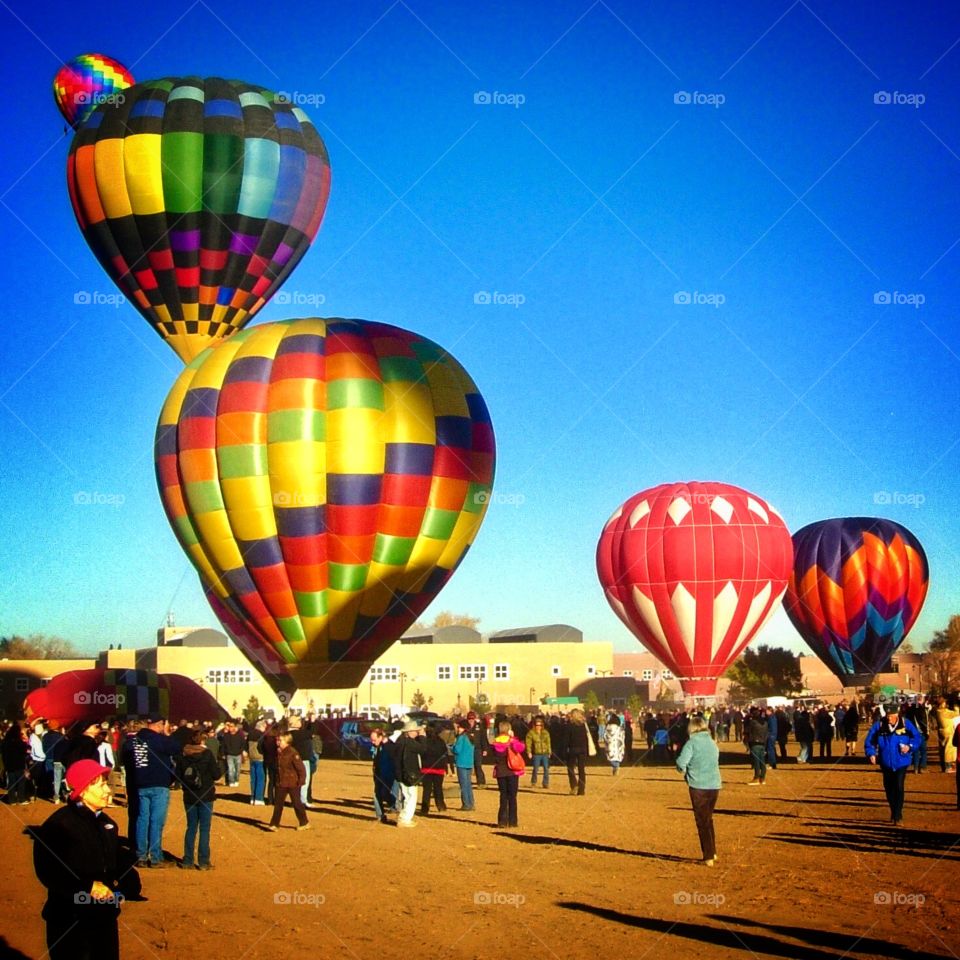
[[0, 1, 958, 660]]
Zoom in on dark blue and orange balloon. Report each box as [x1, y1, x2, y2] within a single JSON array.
[[784, 517, 929, 686]]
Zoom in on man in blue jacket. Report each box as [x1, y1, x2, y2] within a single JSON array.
[[120, 713, 182, 867], [864, 703, 921, 825]]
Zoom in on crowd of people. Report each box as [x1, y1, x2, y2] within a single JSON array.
[[2, 692, 958, 959]]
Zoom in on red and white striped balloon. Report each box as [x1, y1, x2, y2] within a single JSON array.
[[597, 481, 794, 696]]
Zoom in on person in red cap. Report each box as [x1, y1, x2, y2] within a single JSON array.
[[31, 759, 141, 960]]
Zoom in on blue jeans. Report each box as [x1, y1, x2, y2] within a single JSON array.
[[457, 767, 475, 809], [300, 758, 316, 804], [530, 754, 550, 786], [912, 739, 927, 772], [183, 801, 213, 866], [136, 786, 171, 863], [226, 754, 241, 786], [766, 738, 778, 768], [50, 761, 65, 800], [249, 760, 265, 801]]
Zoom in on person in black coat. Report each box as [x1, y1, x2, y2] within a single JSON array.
[[174, 729, 220, 869], [64, 722, 101, 769], [419, 724, 451, 815], [562, 710, 590, 795], [32, 759, 141, 960], [2, 722, 29, 804]]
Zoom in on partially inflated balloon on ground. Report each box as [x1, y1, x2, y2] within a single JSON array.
[[67, 77, 331, 363], [597, 481, 794, 696], [784, 517, 928, 686], [155, 318, 496, 695], [53, 53, 134, 129]]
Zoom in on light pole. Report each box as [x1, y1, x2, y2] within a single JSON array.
[[399, 672, 407, 709], [369, 674, 373, 711]]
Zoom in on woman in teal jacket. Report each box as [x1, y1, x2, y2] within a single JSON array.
[[676, 714, 722, 866]]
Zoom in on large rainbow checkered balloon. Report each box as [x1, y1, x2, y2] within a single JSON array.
[[67, 77, 330, 364], [597, 481, 794, 696], [784, 517, 928, 686], [53, 53, 134, 129], [155, 318, 496, 695]]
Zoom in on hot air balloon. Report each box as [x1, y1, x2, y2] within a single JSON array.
[[154, 317, 496, 695], [67, 77, 331, 363], [597, 481, 794, 696], [784, 517, 928, 686], [53, 53, 134, 129], [23, 669, 227, 727]]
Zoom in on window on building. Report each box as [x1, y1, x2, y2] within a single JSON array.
[[551, 665, 562, 677], [41, 677, 51, 686], [437, 665, 452, 681], [586, 665, 596, 676], [622, 670, 634, 678], [206, 668, 253, 685], [662, 669, 673, 679], [370, 666, 399, 682], [494, 664, 509, 680], [642, 669, 653, 681], [458, 664, 487, 681], [15, 677, 29, 692]]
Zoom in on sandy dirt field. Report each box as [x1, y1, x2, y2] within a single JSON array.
[[1, 743, 958, 960]]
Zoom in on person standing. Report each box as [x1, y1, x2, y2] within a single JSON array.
[[247, 720, 266, 805], [604, 714, 626, 775], [864, 703, 921, 825], [395, 720, 425, 827], [2, 722, 30, 804], [746, 707, 768, 785], [418, 724, 450, 816], [815, 707, 834, 760], [794, 708, 814, 764], [120, 714, 181, 867], [490, 721, 525, 829], [452, 719, 476, 811], [775, 708, 790, 761], [676, 714, 722, 866], [466, 712, 488, 787], [219, 721, 246, 788], [843, 700, 861, 757], [175, 729, 220, 869], [369, 727, 397, 822], [31, 759, 141, 960], [764, 707, 779, 770], [41, 723, 68, 803], [261, 722, 279, 806], [563, 710, 590, 795], [266, 731, 310, 831], [525, 717, 551, 789], [904, 699, 929, 773], [934, 698, 959, 773]]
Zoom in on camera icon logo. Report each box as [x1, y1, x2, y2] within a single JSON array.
[[674, 291, 691, 305], [873, 291, 891, 305], [674, 91, 692, 104], [874, 91, 891, 105], [473, 91, 491, 105]]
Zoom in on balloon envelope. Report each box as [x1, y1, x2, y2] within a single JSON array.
[[597, 481, 793, 696], [53, 53, 134, 129], [67, 77, 331, 362], [155, 317, 496, 694], [23, 668, 226, 727], [784, 517, 928, 686]]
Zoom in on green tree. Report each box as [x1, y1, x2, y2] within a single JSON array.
[[0, 634, 79, 659], [725, 644, 802, 699], [627, 693, 645, 716], [409, 689, 427, 710], [242, 696, 260, 725], [583, 689, 601, 712]]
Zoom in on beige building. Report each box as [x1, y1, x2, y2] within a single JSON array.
[[3, 624, 613, 720]]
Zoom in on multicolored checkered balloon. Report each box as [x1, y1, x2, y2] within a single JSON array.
[[67, 77, 331, 363], [784, 517, 928, 686], [155, 318, 496, 694], [53, 53, 134, 129]]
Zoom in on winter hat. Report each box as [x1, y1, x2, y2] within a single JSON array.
[[66, 759, 112, 800]]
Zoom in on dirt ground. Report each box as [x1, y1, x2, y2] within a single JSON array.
[[1, 742, 958, 960]]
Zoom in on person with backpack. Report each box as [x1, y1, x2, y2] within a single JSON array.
[[490, 721, 525, 829], [175, 729, 220, 869], [864, 703, 922, 825]]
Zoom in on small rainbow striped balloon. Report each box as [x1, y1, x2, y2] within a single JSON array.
[[784, 517, 929, 685], [53, 53, 134, 129], [155, 318, 496, 695]]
